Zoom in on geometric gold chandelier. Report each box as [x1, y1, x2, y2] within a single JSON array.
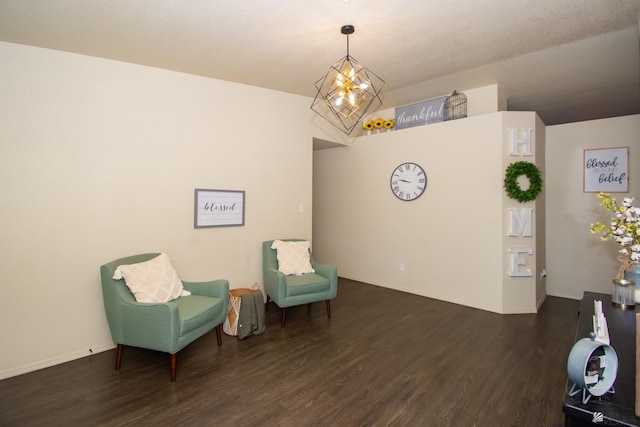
[[311, 25, 385, 135]]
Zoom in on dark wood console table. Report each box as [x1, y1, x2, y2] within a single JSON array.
[[564, 292, 640, 426]]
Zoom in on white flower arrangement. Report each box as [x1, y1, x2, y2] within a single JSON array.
[[590, 192, 640, 277]]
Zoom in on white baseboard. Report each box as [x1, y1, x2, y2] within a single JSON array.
[[0, 343, 115, 380], [537, 292, 547, 311]]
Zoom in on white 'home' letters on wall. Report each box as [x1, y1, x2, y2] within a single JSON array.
[[507, 128, 534, 277], [508, 247, 534, 277], [509, 128, 532, 156], [508, 208, 533, 237]]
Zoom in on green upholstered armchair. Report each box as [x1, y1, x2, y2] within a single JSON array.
[[263, 240, 337, 327], [100, 253, 229, 381]]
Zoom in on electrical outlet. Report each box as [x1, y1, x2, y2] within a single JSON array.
[[399, 263, 405, 272]]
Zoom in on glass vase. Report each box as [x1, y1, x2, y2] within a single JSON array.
[[612, 278, 635, 308], [624, 263, 640, 303]]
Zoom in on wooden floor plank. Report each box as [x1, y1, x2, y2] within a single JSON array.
[[0, 278, 577, 426]]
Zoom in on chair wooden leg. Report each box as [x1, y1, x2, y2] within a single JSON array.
[[170, 353, 177, 382], [326, 300, 332, 319], [215, 324, 222, 346], [281, 307, 287, 328], [265, 295, 271, 311], [115, 344, 123, 370]]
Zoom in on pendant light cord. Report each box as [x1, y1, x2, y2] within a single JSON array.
[[346, 32, 350, 58]]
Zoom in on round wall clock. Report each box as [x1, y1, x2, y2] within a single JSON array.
[[390, 162, 427, 201]]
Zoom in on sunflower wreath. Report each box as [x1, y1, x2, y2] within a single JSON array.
[[503, 161, 543, 203]]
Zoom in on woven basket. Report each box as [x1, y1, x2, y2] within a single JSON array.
[[223, 283, 259, 336]]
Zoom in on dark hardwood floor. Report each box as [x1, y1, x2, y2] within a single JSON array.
[[0, 278, 578, 426]]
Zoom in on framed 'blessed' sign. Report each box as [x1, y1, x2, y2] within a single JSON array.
[[194, 189, 245, 228], [583, 147, 629, 193]]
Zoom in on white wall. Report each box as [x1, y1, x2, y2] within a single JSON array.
[[315, 104, 640, 308], [2, 39, 637, 379], [545, 115, 640, 299], [0, 41, 337, 379], [313, 111, 542, 314]]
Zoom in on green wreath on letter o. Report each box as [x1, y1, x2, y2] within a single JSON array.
[[503, 161, 543, 203]]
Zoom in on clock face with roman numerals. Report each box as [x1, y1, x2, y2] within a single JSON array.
[[390, 162, 427, 201]]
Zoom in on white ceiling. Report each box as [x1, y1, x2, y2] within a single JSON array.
[[1, 0, 639, 125]]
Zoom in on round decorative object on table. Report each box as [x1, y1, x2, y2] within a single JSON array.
[[567, 336, 618, 404]]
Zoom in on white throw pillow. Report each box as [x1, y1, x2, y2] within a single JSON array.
[[112, 253, 191, 303], [271, 240, 315, 276]]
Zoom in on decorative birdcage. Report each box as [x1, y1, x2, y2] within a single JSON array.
[[444, 90, 467, 121]]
